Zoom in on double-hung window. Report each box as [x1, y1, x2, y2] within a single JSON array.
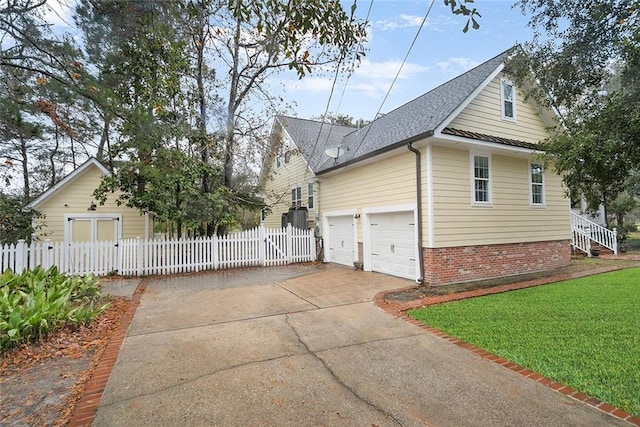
[[472, 154, 491, 205], [307, 182, 314, 209], [501, 79, 516, 121], [530, 163, 544, 205], [291, 185, 302, 207]]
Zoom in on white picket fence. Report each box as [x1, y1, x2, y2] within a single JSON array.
[[0, 225, 316, 277]]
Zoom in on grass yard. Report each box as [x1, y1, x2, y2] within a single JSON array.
[[408, 268, 640, 416]]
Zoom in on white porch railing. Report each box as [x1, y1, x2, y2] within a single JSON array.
[[1, 225, 316, 276], [570, 211, 617, 256]]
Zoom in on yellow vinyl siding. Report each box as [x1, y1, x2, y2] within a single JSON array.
[[262, 147, 317, 229], [432, 146, 570, 247], [33, 166, 149, 241], [320, 150, 420, 241], [448, 74, 549, 144]]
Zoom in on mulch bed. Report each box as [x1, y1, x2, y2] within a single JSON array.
[[0, 298, 130, 427]]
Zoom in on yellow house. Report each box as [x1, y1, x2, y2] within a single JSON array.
[[260, 49, 572, 286], [27, 158, 153, 244]]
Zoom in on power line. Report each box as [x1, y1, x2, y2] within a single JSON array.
[[303, 0, 374, 178], [350, 0, 435, 159]]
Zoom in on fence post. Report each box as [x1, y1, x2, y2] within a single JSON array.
[[136, 237, 143, 276], [613, 228, 618, 255], [310, 229, 317, 261], [259, 226, 266, 266], [212, 234, 219, 270], [43, 239, 52, 270], [15, 239, 26, 272], [286, 224, 293, 264]]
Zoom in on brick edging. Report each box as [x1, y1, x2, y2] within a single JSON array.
[[67, 281, 148, 427], [374, 265, 640, 426]]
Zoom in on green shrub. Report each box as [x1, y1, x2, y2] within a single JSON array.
[[0, 267, 110, 350]]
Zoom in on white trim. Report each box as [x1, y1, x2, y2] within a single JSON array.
[[529, 161, 546, 207], [500, 78, 517, 122], [290, 184, 302, 207], [28, 158, 110, 209], [64, 213, 122, 245], [362, 204, 416, 215], [362, 205, 419, 281], [306, 181, 316, 211], [426, 142, 435, 247], [435, 63, 505, 134], [470, 152, 492, 206], [322, 210, 358, 264]]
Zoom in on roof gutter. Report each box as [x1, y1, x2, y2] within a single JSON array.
[[407, 142, 424, 285], [317, 130, 435, 176]]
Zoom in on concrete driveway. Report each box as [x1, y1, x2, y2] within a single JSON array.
[[94, 264, 627, 426]]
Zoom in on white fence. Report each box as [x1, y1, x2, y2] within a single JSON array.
[[1, 225, 316, 277]]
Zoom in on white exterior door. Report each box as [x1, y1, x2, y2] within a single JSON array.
[[325, 215, 356, 267], [369, 211, 417, 279], [66, 215, 121, 243]]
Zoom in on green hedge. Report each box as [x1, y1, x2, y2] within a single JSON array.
[[0, 267, 109, 350]]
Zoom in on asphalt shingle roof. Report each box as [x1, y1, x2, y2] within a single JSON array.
[[277, 48, 515, 174], [276, 116, 357, 172]]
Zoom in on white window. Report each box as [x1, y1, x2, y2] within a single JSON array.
[[501, 79, 516, 121], [291, 185, 302, 207], [284, 150, 291, 164], [530, 163, 544, 206], [307, 182, 314, 209], [472, 153, 491, 205], [276, 156, 281, 168]]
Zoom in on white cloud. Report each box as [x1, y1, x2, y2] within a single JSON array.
[[436, 57, 480, 75], [284, 58, 430, 101], [375, 14, 424, 31]]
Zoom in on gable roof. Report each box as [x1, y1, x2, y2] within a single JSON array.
[[27, 157, 110, 209], [316, 49, 513, 173], [268, 47, 544, 179], [274, 116, 357, 172]]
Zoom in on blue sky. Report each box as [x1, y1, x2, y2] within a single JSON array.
[[42, 0, 534, 123], [282, 0, 534, 122]]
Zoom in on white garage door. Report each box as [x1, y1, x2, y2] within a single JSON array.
[[370, 211, 416, 279], [326, 215, 355, 267]]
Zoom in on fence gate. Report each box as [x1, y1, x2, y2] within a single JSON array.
[[66, 215, 121, 275], [263, 227, 288, 266]]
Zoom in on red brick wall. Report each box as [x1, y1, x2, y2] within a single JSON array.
[[422, 240, 571, 286]]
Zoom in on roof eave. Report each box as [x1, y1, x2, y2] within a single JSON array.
[[27, 158, 111, 209], [317, 130, 435, 175]]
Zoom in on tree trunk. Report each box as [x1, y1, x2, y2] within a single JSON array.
[[97, 114, 111, 163], [19, 136, 30, 199]]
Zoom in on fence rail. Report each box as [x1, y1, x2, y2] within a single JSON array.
[[1, 225, 316, 277], [570, 211, 617, 255]]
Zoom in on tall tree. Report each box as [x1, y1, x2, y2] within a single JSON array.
[[508, 0, 640, 224]]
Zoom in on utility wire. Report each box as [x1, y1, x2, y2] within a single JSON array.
[[303, 0, 374, 178], [349, 0, 435, 159]]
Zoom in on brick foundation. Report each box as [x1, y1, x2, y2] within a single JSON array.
[[423, 240, 571, 286]]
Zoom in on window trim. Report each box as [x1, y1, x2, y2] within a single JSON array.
[[470, 152, 492, 206], [291, 185, 302, 208], [529, 162, 545, 207], [500, 78, 517, 122], [307, 182, 314, 210]]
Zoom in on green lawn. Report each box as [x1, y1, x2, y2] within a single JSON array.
[[408, 268, 640, 416]]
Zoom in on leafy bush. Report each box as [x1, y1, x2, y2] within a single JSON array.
[[0, 267, 110, 350]]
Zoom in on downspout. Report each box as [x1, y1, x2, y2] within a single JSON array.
[[407, 142, 424, 285]]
